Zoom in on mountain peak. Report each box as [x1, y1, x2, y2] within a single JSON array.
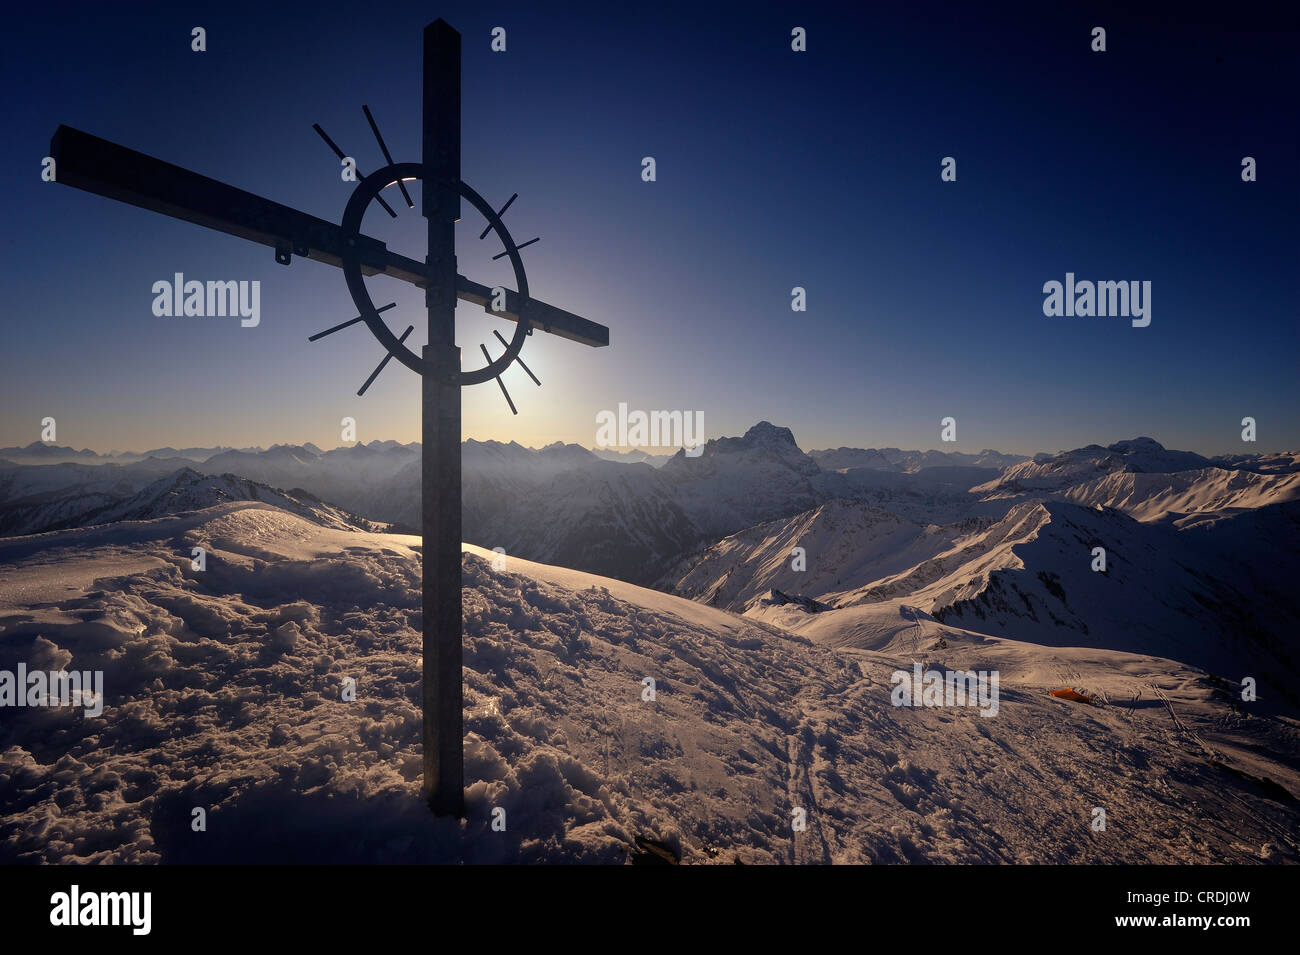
[[741, 421, 799, 448], [539, 441, 598, 462], [1107, 436, 1166, 454], [663, 421, 819, 483]]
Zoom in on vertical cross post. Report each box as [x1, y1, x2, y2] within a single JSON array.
[[422, 19, 464, 816]]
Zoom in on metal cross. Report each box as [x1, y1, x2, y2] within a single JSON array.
[[50, 18, 609, 817]]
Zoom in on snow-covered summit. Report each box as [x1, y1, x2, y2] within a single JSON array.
[[977, 437, 1215, 496]]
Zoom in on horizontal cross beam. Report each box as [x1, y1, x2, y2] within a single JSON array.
[[455, 277, 607, 347], [50, 125, 608, 349]]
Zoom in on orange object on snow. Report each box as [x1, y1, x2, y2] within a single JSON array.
[[1051, 687, 1094, 704]]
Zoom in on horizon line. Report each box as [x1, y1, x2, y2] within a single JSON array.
[[4, 431, 1294, 462]]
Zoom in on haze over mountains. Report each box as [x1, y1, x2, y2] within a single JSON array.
[[6, 425, 1298, 585], [808, 446, 1029, 472]]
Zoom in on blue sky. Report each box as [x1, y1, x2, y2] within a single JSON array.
[[1, 1, 1295, 456]]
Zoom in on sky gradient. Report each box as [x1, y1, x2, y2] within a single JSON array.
[[2, 1, 1296, 457]]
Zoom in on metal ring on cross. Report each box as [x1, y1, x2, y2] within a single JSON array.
[[339, 161, 531, 385]]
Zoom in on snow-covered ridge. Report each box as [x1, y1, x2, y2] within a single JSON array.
[[673, 490, 1300, 705], [665, 500, 981, 612], [1058, 467, 1300, 523], [974, 437, 1247, 496], [0, 466, 384, 537]]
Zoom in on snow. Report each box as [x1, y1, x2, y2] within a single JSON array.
[[1, 500, 1296, 864], [1059, 467, 1300, 523], [667, 500, 981, 612], [973, 437, 1214, 496], [0, 464, 384, 537]]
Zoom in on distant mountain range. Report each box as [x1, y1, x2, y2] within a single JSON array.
[[0, 441, 250, 465], [4, 427, 1298, 588], [808, 446, 1029, 472], [0, 438, 666, 467], [3, 423, 1298, 706]]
